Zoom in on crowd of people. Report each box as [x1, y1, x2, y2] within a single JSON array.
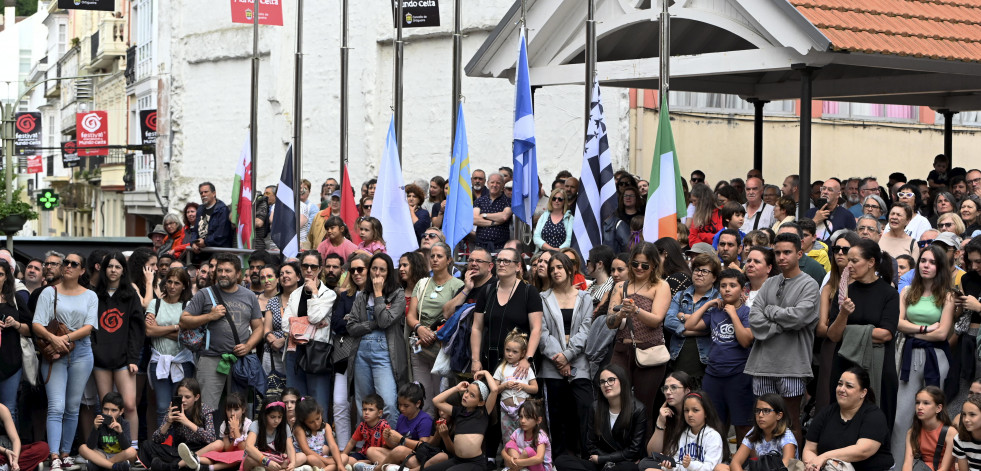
[[4, 157, 981, 471]]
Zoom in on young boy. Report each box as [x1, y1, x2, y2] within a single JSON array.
[[712, 201, 747, 250], [346, 395, 391, 465], [79, 392, 137, 471], [685, 269, 755, 443]]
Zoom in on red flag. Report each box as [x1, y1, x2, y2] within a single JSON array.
[[340, 166, 362, 244]]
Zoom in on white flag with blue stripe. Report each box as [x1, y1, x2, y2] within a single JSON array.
[[512, 29, 538, 225]]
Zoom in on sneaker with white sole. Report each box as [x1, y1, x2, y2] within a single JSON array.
[[62, 457, 78, 471], [177, 443, 200, 471], [50, 459, 63, 471], [344, 465, 353, 471], [352, 464, 374, 471]]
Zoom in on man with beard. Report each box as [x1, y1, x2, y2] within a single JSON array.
[[29, 251, 65, 313], [192, 262, 212, 295], [717, 229, 742, 270], [247, 250, 274, 294], [842, 177, 862, 213], [23, 258, 44, 294], [471, 169, 489, 202], [442, 247, 497, 318], [179, 253, 264, 410], [322, 253, 344, 289]]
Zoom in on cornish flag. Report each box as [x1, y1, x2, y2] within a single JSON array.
[[271, 145, 299, 258], [643, 96, 686, 241], [571, 79, 617, 266]]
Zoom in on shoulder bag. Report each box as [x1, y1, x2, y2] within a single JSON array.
[[411, 278, 440, 362], [624, 281, 669, 367], [293, 289, 333, 374], [14, 295, 40, 387], [34, 286, 76, 383], [911, 425, 949, 471]]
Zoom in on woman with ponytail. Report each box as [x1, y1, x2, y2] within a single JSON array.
[[827, 239, 900, 425]]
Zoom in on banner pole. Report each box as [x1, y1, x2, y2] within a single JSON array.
[[451, 0, 462, 147], [659, 0, 670, 102], [394, 0, 405, 162], [293, 0, 303, 244], [249, 0, 260, 247], [585, 0, 595, 141]]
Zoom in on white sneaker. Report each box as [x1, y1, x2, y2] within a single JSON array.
[[344, 465, 354, 471], [50, 459, 63, 471], [294, 466, 314, 471], [177, 443, 200, 471]]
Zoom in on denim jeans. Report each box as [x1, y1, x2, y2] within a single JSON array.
[[307, 372, 333, 421], [284, 351, 309, 397], [0, 368, 22, 426], [44, 338, 94, 455], [353, 333, 399, 422], [147, 361, 197, 428]]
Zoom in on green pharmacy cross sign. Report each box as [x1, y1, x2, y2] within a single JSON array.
[[37, 189, 60, 210]]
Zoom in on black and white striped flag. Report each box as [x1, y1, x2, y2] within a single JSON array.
[[271, 145, 299, 258], [571, 79, 618, 265]]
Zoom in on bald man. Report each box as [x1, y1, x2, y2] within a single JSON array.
[[804, 178, 856, 240]]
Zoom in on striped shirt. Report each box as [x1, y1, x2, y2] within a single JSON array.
[[953, 436, 981, 471]]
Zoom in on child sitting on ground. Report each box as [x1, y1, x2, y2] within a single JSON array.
[[79, 392, 137, 471]]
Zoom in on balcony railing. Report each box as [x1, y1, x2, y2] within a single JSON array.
[[134, 153, 155, 192], [91, 18, 126, 70], [125, 46, 136, 85]]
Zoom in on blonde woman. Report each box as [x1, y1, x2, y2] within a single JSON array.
[[533, 188, 574, 252]]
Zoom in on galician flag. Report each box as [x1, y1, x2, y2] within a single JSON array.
[[230, 137, 253, 249], [643, 96, 685, 241]]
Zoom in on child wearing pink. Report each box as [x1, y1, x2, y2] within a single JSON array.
[[357, 240, 386, 254], [505, 428, 552, 471]]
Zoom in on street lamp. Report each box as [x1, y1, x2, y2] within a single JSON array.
[[0, 73, 110, 251]]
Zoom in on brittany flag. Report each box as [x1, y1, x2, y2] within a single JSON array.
[[643, 96, 685, 241]]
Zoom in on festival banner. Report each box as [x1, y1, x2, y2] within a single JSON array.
[[58, 0, 114, 11], [14, 112, 41, 156], [77, 111, 108, 157], [391, 0, 440, 28], [140, 110, 158, 146], [231, 0, 283, 26]]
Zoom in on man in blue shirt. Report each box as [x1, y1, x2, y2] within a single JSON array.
[[806, 178, 856, 240]]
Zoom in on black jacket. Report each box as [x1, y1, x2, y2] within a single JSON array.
[[93, 291, 146, 369], [586, 398, 648, 465]]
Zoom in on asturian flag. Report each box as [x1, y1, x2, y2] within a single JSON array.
[[511, 28, 538, 224], [643, 96, 686, 241], [271, 145, 299, 258], [571, 79, 617, 267], [230, 137, 253, 249], [374, 117, 419, 258], [444, 103, 474, 248]]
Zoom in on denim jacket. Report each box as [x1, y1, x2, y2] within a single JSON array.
[[664, 286, 719, 363]]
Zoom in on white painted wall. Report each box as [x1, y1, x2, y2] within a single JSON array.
[[163, 1, 630, 210]]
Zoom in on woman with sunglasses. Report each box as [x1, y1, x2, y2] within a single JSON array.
[[937, 213, 965, 236], [283, 251, 337, 412], [533, 188, 574, 253], [32, 252, 98, 471], [407, 242, 464, 416], [960, 195, 981, 238], [895, 184, 932, 240], [345, 253, 408, 422], [540, 251, 594, 456], [92, 252, 146, 446], [260, 263, 293, 375], [605, 242, 672, 437], [881, 203, 920, 262], [816, 231, 861, 409], [664, 254, 720, 385], [329, 253, 371, 449]]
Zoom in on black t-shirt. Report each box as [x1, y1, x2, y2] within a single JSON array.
[[806, 402, 893, 471], [963, 271, 981, 323], [475, 281, 542, 354], [452, 404, 489, 436], [0, 301, 31, 380]]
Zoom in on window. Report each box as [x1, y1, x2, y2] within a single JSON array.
[[937, 112, 981, 127], [58, 24, 67, 56], [668, 91, 796, 115], [134, 0, 154, 82], [822, 102, 918, 122]]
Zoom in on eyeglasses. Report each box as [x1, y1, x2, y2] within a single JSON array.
[[863, 204, 880, 210], [968, 177, 981, 186], [857, 225, 877, 233], [754, 408, 775, 416], [64, 260, 81, 268], [897, 192, 915, 199], [350, 266, 366, 274], [552, 197, 565, 202], [831, 246, 850, 255], [301, 263, 320, 271], [598, 377, 617, 387], [692, 267, 712, 276], [469, 258, 492, 265], [661, 384, 682, 393], [917, 239, 935, 249], [43, 261, 62, 268], [939, 222, 954, 229], [630, 261, 651, 270], [496, 259, 519, 266]]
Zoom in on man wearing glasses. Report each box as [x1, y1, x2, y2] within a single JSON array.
[[851, 177, 881, 218], [441, 248, 497, 319], [28, 251, 65, 313], [967, 169, 981, 198], [805, 178, 856, 240], [745, 232, 819, 446]]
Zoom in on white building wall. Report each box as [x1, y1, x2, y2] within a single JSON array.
[[163, 1, 630, 210]]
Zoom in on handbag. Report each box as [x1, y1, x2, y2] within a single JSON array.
[[822, 459, 855, 471], [412, 278, 439, 362], [747, 453, 787, 471], [912, 425, 949, 471], [623, 282, 668, 367], [34, 287, 76, 383], [297, 337, 333, 374]]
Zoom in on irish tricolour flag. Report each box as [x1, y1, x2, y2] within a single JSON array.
[[643, 96, 686, 241]]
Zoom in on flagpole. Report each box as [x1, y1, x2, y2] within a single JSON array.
[[249, 0, 260, 247], [340, 0, 349, 184], [451, 0, 462, 146], [659, 0, 670, 102], [293, 0, 303, 242], [394, 0, 405, 162], [585, 0, 596, 139]]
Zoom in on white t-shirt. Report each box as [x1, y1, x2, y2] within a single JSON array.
[[740, 428, 797, 458], [493, 362, 536, 403]]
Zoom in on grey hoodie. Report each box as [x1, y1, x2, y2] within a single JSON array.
[[744, 272, 820, 378]]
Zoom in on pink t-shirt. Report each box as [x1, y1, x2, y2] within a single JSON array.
[[357, 240, 387, 254], [317, 238, 359, 262]]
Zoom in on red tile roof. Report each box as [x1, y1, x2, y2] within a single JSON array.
[[790, 0, 981, 62]]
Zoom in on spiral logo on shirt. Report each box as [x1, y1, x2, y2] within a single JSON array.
[[100, 308, 123, 333], [80, 112, 103, 133]]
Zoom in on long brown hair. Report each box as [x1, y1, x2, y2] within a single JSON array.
[[340, 253, 371, 296], [905, 245, 953, 309], [911, 386, 951, 459], [958, 393, 981, 443]]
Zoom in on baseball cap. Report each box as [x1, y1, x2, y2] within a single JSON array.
[[330, 190, 341, 199], [686, 242, 717, 257], [933, 232, 962, 250]]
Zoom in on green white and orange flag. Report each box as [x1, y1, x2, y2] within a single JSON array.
[[643, 96, 686, 241]]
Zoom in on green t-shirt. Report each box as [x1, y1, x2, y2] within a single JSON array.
[[148, 299, 184, 356], [413, 276, 464, 327]]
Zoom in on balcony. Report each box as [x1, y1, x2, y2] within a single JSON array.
[[122, 153, 161, 216], [91, 18, 127, 70], [28, 56, 49, 84]]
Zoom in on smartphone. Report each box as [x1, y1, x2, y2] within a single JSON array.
[[815, 198, 829, 209], [171, 395, 183, 410]]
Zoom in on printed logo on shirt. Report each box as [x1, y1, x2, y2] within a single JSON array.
[[679, 442, 705, 462], [100, 308, 124, 333]]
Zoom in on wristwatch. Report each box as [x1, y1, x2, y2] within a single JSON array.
[[526, 356, 534, 364]]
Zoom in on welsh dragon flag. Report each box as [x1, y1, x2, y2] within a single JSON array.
[[643, 96, 685, 241], [229, 138, 253, 249]]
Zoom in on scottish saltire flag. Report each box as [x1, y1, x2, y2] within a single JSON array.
[[511, 28, 538, 224], [643, 96, 686, 241], [444, 103, 474, 248], [271, 145, 299, 258], [571, 79, 617, 266], [374, 117, 419, 258], [230, 137, 253, 249]]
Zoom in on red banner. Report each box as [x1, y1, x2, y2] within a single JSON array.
[[26, 155, 43, 174], [77, 111, 108, 156], [230, 0, 283, 26]]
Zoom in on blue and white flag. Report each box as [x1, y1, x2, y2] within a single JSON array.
[[572, 79, 618, 266], [444, 103, 474, 248], [511, 28, 538, 224], [374, 116, 419, 258], [271, 145, 299, 258]]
